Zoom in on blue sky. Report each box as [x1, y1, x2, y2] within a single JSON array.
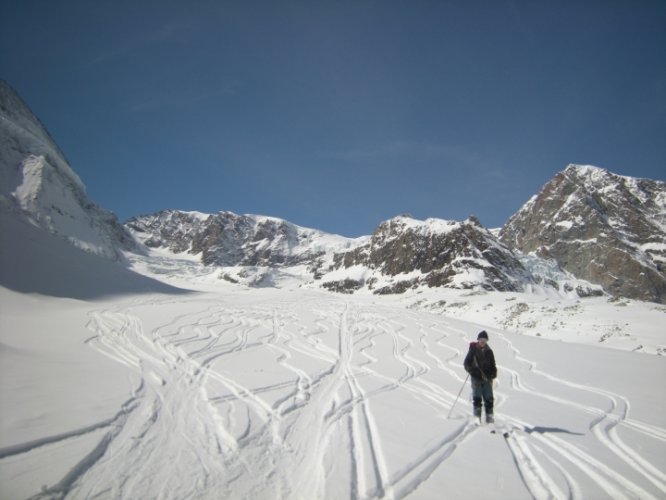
[[2, 1, 665, 237]]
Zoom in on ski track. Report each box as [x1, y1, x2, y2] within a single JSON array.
[[497, 331, 666, 499], [3, 294, 664, 499]]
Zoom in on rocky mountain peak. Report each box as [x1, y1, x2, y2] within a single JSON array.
[[500, 164, 666, 303], [322, 215, 535, 294]]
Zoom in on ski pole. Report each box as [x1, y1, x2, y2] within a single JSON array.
[[447, 372, 470, 419]]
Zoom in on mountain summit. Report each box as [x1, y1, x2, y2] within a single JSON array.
[[500, 164, 666, 303]]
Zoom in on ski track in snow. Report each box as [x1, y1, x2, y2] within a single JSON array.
[[2, 294, 664, 499]]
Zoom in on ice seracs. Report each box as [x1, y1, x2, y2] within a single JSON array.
[[0, 80, 134, 261]]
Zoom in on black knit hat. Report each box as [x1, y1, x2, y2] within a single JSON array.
[[477, 330, 489, 341]]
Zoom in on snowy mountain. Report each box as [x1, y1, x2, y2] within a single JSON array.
[[125, 209, 366, 287], [500, 165, 666, 304], [320, 215, 536, 294], [1, 81, 662, 304], [0, 80, 135, 260], [2, 83, 666, 500], [128, 210, 601, 297], [126, 209, 363, 267], [0, 208, 187, 299]]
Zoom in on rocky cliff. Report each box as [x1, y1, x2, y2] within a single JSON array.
[[126, 210, 362, 268], [320, 215, 535, 294], [500, 165, 666, 303]]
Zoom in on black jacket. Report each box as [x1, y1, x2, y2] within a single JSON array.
[[464, 342, 497, 380]]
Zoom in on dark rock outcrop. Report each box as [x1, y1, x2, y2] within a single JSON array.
[[329, 216, 534, 294], [126, 210, 356, 268], [500, 165, 666, 304]]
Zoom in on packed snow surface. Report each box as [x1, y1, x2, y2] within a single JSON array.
[[2, 279, 665, 499]]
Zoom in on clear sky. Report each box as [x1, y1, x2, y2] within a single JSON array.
[[2, 1, 665, 237]]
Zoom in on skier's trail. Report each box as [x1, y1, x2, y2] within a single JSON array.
[[492, 330, 664, 500], [7, 293, 664, 500]]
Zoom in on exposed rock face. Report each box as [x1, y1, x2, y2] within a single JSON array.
[[0, 80, 135, 260], [128, 210, 603, 297], [126, 210, 210, 254], [126, 210, 359, 268], [500, 165, 666, 304], [191, 213, 313, 266], [328, 215, 534, 294]]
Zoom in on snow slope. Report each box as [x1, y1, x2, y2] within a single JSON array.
[[403, 288, 666, 356], [2, 287, 664, 499], [1, 80, 134, 261], [1, 217, 665, 499], [0, 210, 189, 300], [5, 183, 662, 499]]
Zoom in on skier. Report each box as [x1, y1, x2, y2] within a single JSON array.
[[463, 330, 497, 423]]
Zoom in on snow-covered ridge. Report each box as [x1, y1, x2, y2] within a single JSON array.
[[124, 209, 371, 288], [125, 208, 605, 299], [315, 212, 603, 298], [1, 81, 663, 303], [127, 209, 364, 258], [126, 165, 661, 301], [0, 80, 85, 194], [0, 80, 134, 260], [564, 164, 665, 214], [375, 214, 464, 236]]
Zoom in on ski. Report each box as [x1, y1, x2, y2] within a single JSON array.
[[472, 415, 510, 438], [489, 420, 511, 438], [490, 428, 511, 438]]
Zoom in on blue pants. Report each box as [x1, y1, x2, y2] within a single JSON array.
[[471, 377, 494, 416]]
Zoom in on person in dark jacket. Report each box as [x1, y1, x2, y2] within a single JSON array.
[[463, 330, 497, 423]]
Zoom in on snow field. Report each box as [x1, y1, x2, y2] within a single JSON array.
[[0, 288, 665, 499]]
